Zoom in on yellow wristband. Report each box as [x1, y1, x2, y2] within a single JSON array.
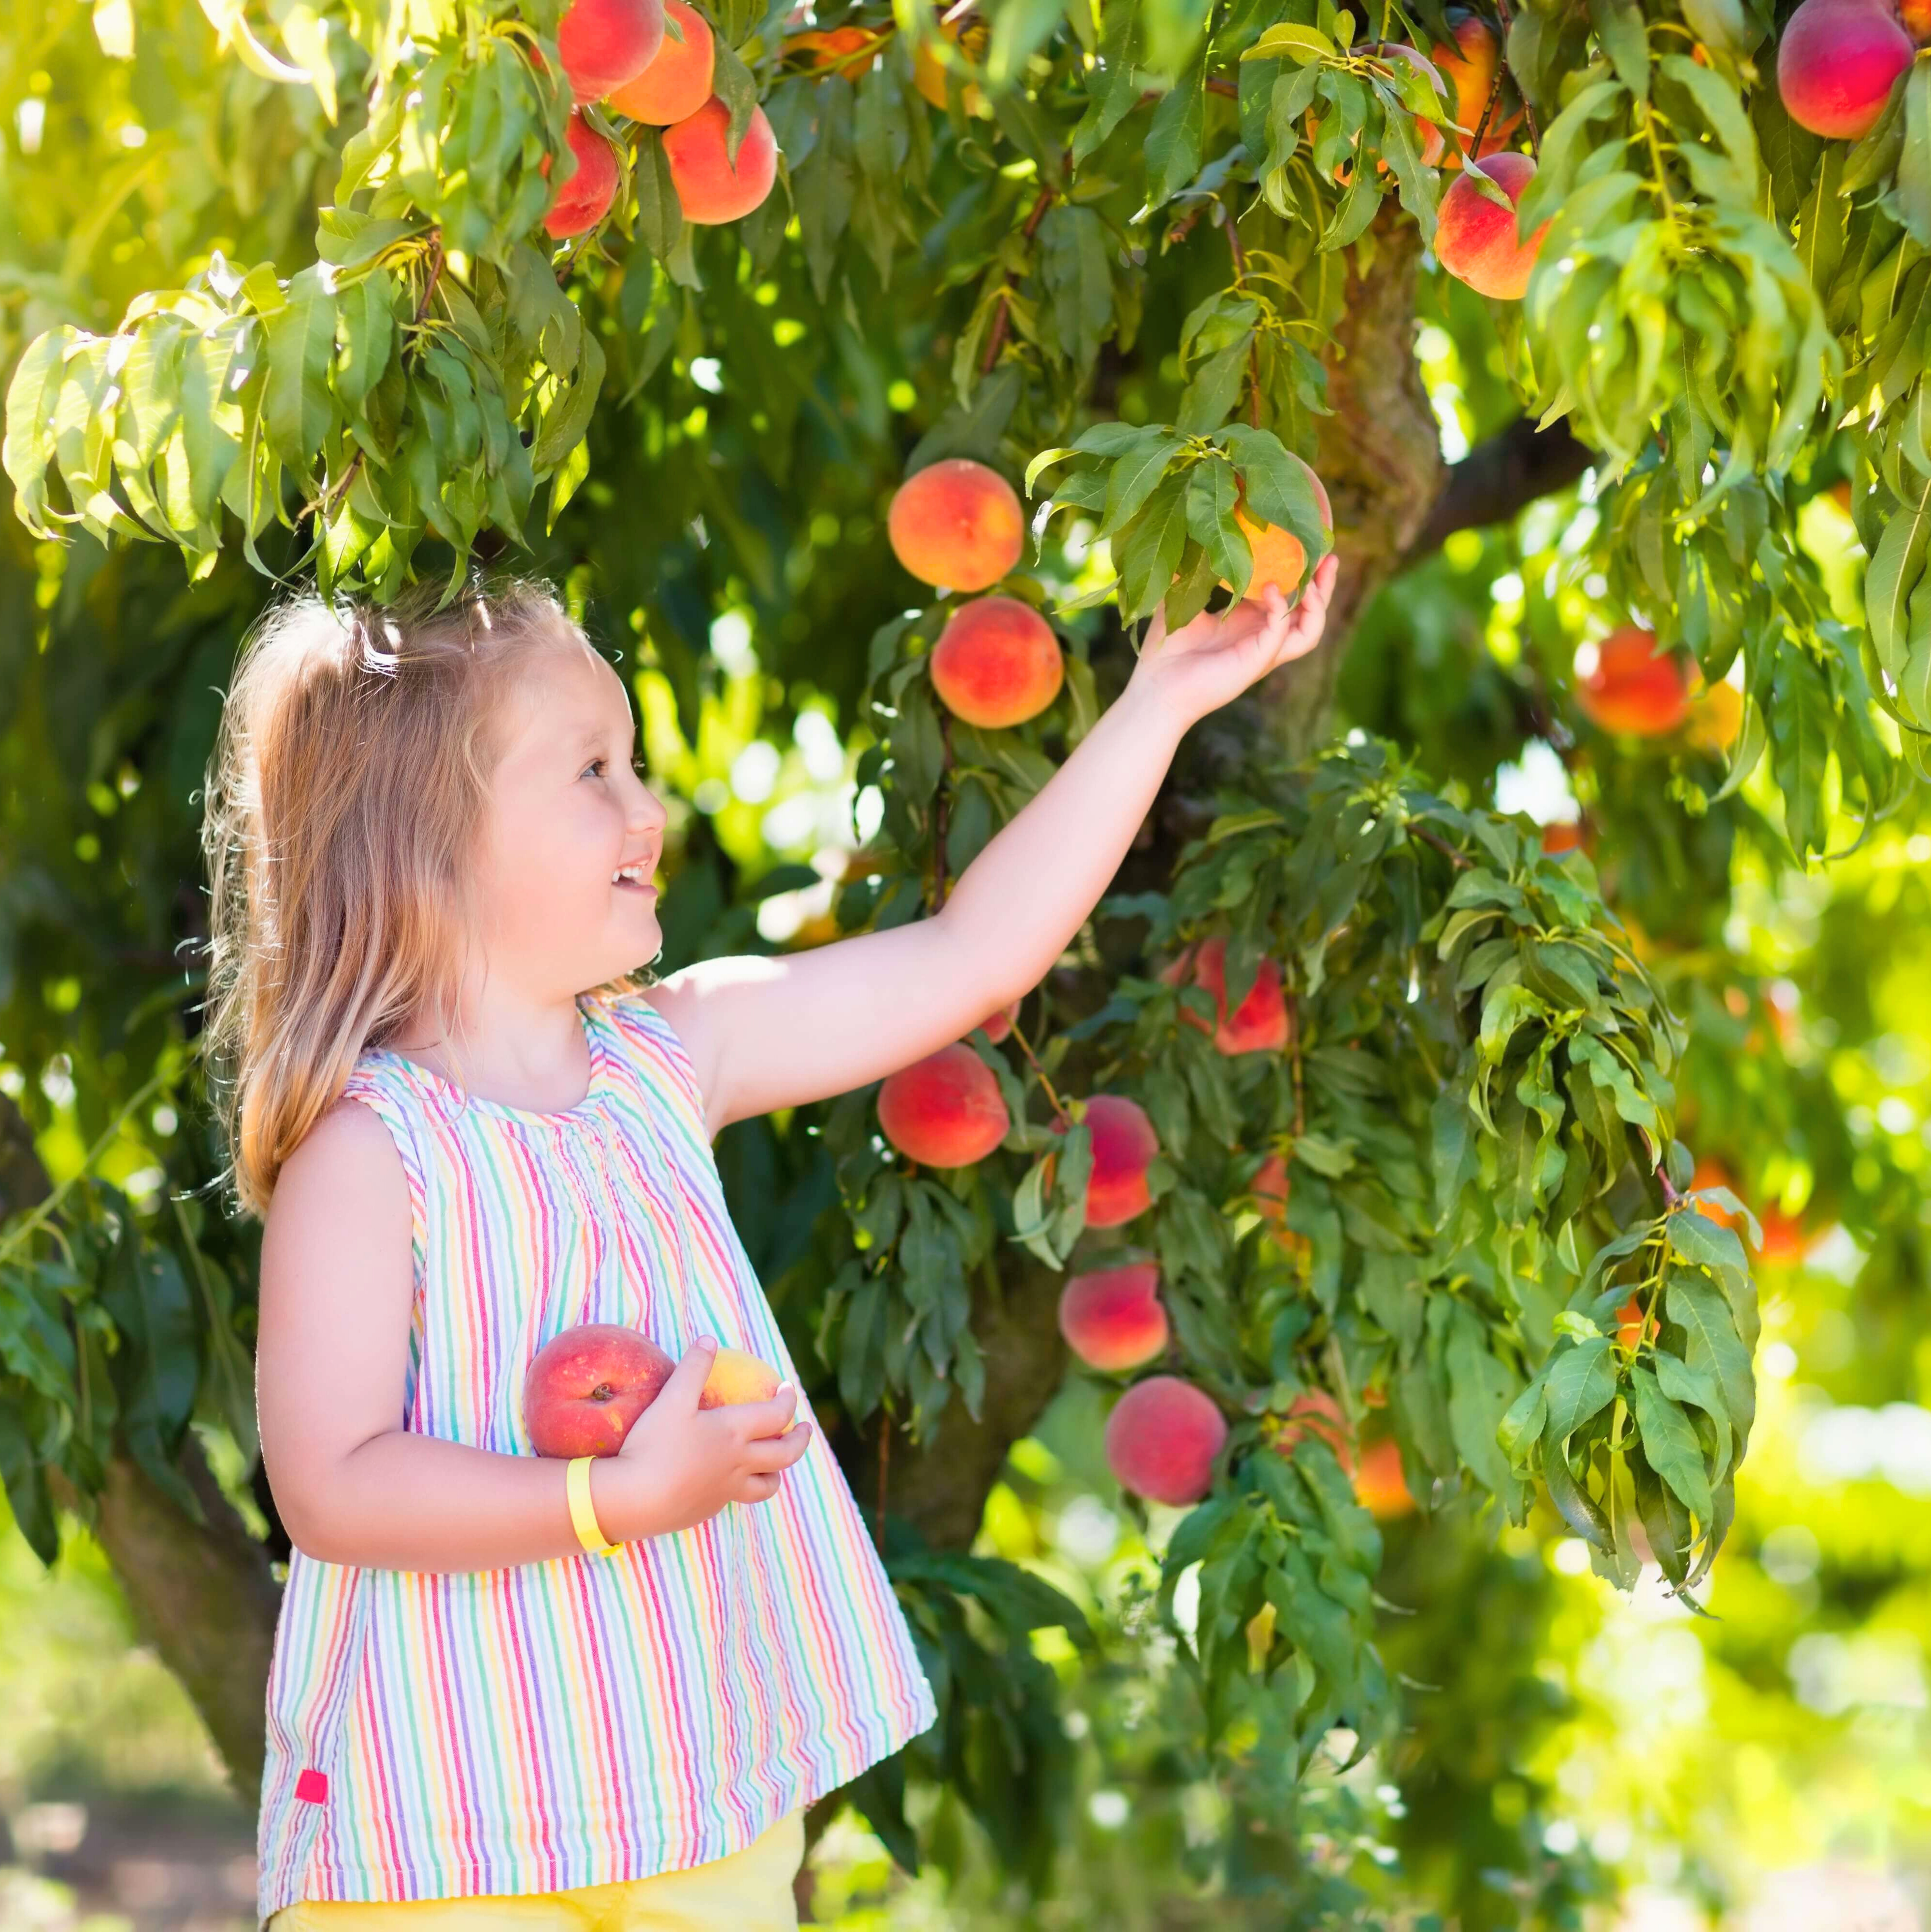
[[566, 1455, 621, 1556]]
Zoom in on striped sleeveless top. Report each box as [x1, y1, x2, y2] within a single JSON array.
[[253, 986, 936, 1925]]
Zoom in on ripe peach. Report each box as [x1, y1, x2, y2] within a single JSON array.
[[1435, 151, 1550, 299], [887, 458, 1025, 592], [1059, 1261, 1169, 1371], [1274, 1388, 1355, 1473], [558, 0, 665, 103], [699, 1343, 783, 1406], [543, 114, 621, 239], [1615, 1294, 1652, 1350], [1354, 1436, 1416, 1517], [878, 1041, 1011, 1166], [524, 1323, 675, 1457], [1685, 678, 1743, 753], [1251, 1151, 1312, 1258], [1083, 1094, 1159, 1228], [1104, 1375, 1228, 1506], [1777, 0, 1912, 139], [607, 0, 715, 124], [930, 596, 1064, 728], [1221, 463, 1332, 599], [787, 22, 875, 76], [1576, 627, 1691, 736], [1759, 1205, 1810, 1265], [1160, 936, 1289, 1054], [1427, 11, 1520, 164], [662, 97, 778, 223], [969, 997, 1021, 1043], [912, 10, 988, 110], [1540, 820, 1586, 856]]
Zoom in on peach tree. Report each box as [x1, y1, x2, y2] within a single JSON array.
[[0, 0, 1922, 1911]]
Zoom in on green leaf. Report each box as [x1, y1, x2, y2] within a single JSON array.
[[1666, 1272, 1757, 1450], [1099, 430, 1183, 537], [1185, 457, 1247, 595], [261, 265, 336, 470], [1145, 64, 1206, 208], [1541, 1335, 1618, 1442], [631, 128, 686, 262], [1445, 1311, 1517, 1496], [1241, 21, 1335, 61], [1038, 205, 1113, 378], [1631, 1365, 1713, 1521]]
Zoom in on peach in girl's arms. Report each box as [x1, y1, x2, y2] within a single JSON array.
[[524, 1323, 781, 1457]]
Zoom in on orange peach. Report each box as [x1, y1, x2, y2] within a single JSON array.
[[1274, 1388, 1355, 1473], [1354, 1436, 1416, 1517], [1428, 11, 1520, 164], [1540, 820, 1586, 856], [543, 114, 621, 239], [912, 10, 987, 110], [607, 0, 715, 124], [662, 96, 778, 223], [1576, 627, 1691, 736], [1221, 462, 1332, 599], [1759, 1205, 1810, 1265], [1059, 1261, 1169, 1371], [887, 458, 1025, 591], [558, 0, 664, 102], [787, 22, 875, 76], [1778, 0, 1912, 138], [1083, 1094, 1159, 1228], [1686, 679, 1743, 753], [930, 596, 1064, 728], [1104, 1375, 1228, 1505], [878, 1042, 1011, 1166], [700, 1343, 783, 1406], [1615, 1294, 1652, 1350], [524, 1323, 675, 1457], [1435, 151, 1550, 299], [1160, 936, 1288, 1054]]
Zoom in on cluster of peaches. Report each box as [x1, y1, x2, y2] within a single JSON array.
[[542, 0, 778, 240], [873, 939, 1411, 1518]]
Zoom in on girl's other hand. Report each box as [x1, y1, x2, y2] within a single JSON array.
[[1128, 553, 1339, 725], [606, 1336, 812, 1540]]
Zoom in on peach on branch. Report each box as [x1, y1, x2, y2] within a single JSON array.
[[1059, 1261, 1169, 1371], [558, 0, 665, 102], [1435, 151, 1550, 299], [1104, 1375, 1228, 1506], [912, 10, 989, 110], [1685, 678, 1744, 753], [1777, 0, 1912, 138], [968, 996, 1021, 1044], [662, 97, 778, 223], [1576, 627, 1691, 736], [787, 22, 875, 75], [1540, 819, 1587, 857], [1082, 1093, 1159, 1228], [877, 1041, 1010, 1166], [887, 458, 1025, 591], [1272, 1388, 1355, 1472], [930, 596, 1064, 728], [1427, 11, 1520, 164], [543, 114, 621, 240], [607, 0, 715, 124], [1160, 935, 1288, 1054], [1220, 462, 1332, 599], [1353, 1436, 1416, 1518]]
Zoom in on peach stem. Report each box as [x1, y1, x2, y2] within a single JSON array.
[[1006, 1014, 1072, 1129]]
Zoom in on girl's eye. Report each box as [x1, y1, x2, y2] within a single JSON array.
[[582, 758, 606, 779]]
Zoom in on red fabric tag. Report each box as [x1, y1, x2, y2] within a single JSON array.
[[296, 1769, 329, 1804]]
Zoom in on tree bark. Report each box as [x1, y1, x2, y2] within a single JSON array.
[[3, 1089, 279, 1809]]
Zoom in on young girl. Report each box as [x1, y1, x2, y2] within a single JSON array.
[[227, 556, 1335, 1931]]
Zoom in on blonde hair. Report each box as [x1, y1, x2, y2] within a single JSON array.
[[200, 575, 584, 1216]]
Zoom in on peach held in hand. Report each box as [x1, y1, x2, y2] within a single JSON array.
[[1058, 1261, 1168, 1371], [523, 1324, 783, 1457], [1220, 463, 1331, 600], [1104, 1375, 1228, 1506], [930, 596, 1064, 728], [1435, 152, 1550, 299], [662, 97, 779, 223], [558, 0, 665, 103], [607, 0, 715, 124], [1161, 936, 1289, 1054], [1082, 1094, 1159, 1228], [1777, 0, 1913, 139], [878, 1042, 1011, 1166], [887, 458, 1025, 591]]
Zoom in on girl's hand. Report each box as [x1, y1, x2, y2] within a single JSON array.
[[606, 1336, 812, 1541], [1127, 553, 1339, 725]]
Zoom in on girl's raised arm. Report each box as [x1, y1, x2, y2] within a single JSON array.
[[649, 559, 1337, 1140]]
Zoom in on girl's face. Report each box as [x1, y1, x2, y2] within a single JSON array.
[[472, 638, 669, 1002]]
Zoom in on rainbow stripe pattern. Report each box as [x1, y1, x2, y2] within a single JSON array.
[[255, 989, 936, 1925]]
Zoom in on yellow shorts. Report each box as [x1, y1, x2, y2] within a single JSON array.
[[265, 1811, 803, 1932]]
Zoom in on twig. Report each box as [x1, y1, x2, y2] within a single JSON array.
[[1206, 76, 1238, 98], [1491, 0, 1540, 156], [1006, 1015, 1073, 1128], [1409, 822, 1473, 869], [1465, 57, 1504, 162], [1221, 204, 1262, 428], [979, 183, 1057, 375], [931, 712, 954, 909]]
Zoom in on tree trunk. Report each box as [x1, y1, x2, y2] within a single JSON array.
[[4, 1088, 280, 1810]]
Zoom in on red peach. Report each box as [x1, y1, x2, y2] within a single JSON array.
[[662, 97, 779, 223], [524, 1323, 674, 1457], [1778, 0, 1912, 138], [1435, 151, 1550, 300], [543, 113, 621, 239], [1083, 1094, 1159, 1228], [607, 0, 715, 124], [558, 0, 665, 103], [969, 998, 1021, 1044], [1059, 1261, 1169, 1371], [1160, 936, 1289, 1054], [878, 1042, 1011, 1166], [887, 458, 1025, 592], [1540, 820, 1586, 856], [1275, 1388, 1355, 1473], [1576, 627, 1691, 737], [930, 596, 1064, 728], [1104, 1375, 1228, 1506]]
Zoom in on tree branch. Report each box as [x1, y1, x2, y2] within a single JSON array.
[[1402, 415, 1591, 568]]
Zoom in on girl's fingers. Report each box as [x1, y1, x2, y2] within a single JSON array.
[[744, 1420, 814, 1472]]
